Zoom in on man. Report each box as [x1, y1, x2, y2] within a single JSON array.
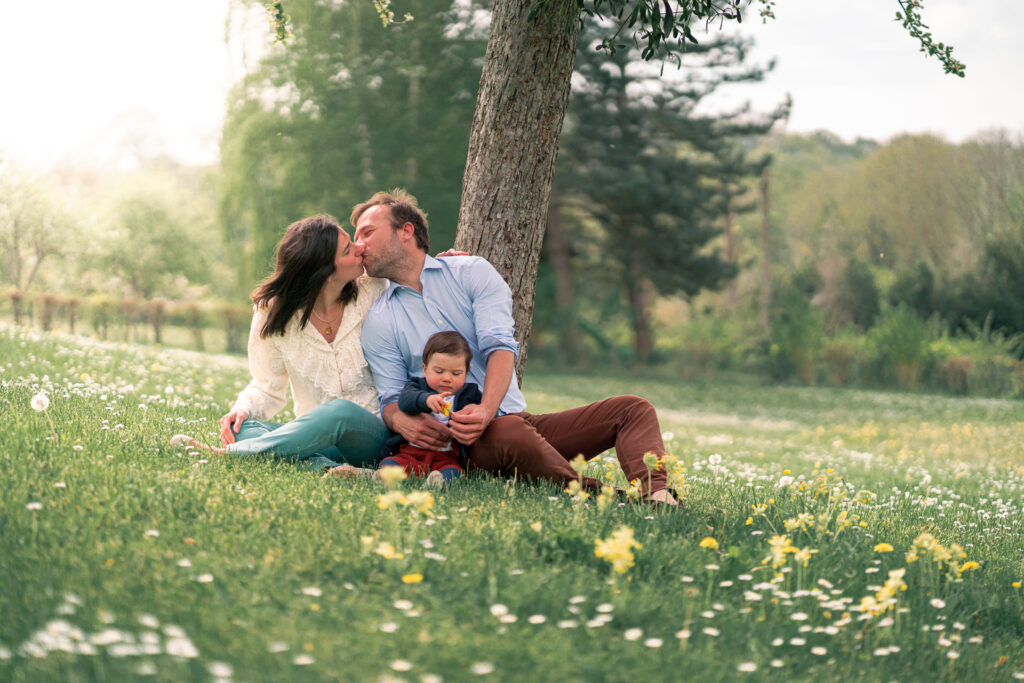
[[354, 189, 677, 504]]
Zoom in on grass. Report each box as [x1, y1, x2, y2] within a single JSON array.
[[2, 322, 1024, 682]]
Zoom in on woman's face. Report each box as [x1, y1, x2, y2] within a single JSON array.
[[330, 229, 365, 285]]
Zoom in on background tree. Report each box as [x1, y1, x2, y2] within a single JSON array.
[[0, 163, 75, 295], [98, 192, 206, 301], [553, 25, 785, 362], [222, 0, 486, 290]]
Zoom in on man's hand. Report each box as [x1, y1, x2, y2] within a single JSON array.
[[425, 392, 452, 415], [391, 410, 452, 450], [448, 403, 494, 446], [219, 409, 249, 445]]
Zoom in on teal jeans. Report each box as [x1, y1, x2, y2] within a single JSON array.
[[224, 399, 389, 471]]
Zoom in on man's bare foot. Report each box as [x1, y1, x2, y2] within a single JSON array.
[[647, 489, 679, 506], [169, 434, 225, 455], [323, 464, 374, 479]]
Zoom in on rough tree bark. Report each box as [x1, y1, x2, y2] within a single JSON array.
[[453, 0, 581, 379]]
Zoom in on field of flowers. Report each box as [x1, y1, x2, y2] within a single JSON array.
[[3, 322, 1024, 682]]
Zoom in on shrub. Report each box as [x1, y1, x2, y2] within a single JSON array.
[[867, 304, 936, 390]]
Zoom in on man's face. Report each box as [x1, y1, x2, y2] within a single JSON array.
[[354, 205, 405, 279]]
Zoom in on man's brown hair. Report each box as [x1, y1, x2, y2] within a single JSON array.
[[350, 188, 430, 252], [422, 331, 472, 370]]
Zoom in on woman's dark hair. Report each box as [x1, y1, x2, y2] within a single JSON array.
[[251, 214, 358, 338], [422, 331, 472, 369]]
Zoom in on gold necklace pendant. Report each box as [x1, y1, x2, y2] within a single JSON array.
[[324, 324, 333, 335]]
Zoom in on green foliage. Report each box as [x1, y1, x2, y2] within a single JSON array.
[[769, 288, 825, 384], [221, 0, 486, 288], [549, 22, 782, 360], [99, 193, 206, 300], [867, 304, 936, 389], [895, 0, 965, 76]]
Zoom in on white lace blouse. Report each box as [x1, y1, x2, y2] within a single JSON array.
[[230, 276, 386, 420]]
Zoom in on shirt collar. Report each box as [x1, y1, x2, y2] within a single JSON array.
[[383, 254, 443, 299]]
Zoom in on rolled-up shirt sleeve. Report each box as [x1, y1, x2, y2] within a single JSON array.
[[463, 258, 520, 359], [231, 307, 288, 420], [360, 308, 412, 410]]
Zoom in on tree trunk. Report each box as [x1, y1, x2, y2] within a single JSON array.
[[544, 186, 580, 361], [759, 168, 772, 336], [454, 0, 581, 380], [626, 261, 654, 364], [724, 206, 738, 308]]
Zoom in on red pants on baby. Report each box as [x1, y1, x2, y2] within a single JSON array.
[[380, 443, 464, 476]]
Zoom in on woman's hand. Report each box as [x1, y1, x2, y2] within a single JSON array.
[[219, 410, 250, 445]]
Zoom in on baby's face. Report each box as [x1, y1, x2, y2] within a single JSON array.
[[422, 352, 468, 394]]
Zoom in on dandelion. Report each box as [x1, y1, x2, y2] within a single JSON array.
[[401, 573, 423, 584], [699, 537, 719, 550], [960, 561, 981, 572], [30, 393, 59, 445], [594, 526, 641, 574], [874, 543, 894, 553]]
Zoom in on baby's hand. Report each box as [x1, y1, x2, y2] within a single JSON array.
[[426, 392, 452, 416]]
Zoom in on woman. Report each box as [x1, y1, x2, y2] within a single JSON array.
[[172, 214, 388, 473]]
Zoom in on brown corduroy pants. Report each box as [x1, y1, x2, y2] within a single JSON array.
[[466, 395, 668, 495]]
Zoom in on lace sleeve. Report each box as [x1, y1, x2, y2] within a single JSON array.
[[230, 307, 289, 420]]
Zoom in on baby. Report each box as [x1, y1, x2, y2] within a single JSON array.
[[377, 330, 481, 488]]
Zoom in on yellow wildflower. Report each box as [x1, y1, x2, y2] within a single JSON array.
[[569, 454, 587, 475], [959, 561, 980, 572], [595, 526, 642, 574], [401, 573, 423, 584], [596, 485, 616, 511], [565, 479, 590, 501], [699, 537, 719, 550], [377, 466, 408, 486], [374, 542, 403, 560], [643, 452, 660, 469], [377, 491, 406, 510], [529, 521, 542, 532], [874, 543, 894, 553], [404, 490, 434, 515]]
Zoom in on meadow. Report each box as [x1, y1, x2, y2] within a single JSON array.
[[2, 322, 1023, 682]]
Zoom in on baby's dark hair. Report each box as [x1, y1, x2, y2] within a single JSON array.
[[422, 331, 472, 369]]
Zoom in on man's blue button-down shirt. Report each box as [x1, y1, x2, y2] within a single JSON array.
[[360, 255, 527, 416]]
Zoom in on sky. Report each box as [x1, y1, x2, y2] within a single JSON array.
[[1, 0, 1022, 170]]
